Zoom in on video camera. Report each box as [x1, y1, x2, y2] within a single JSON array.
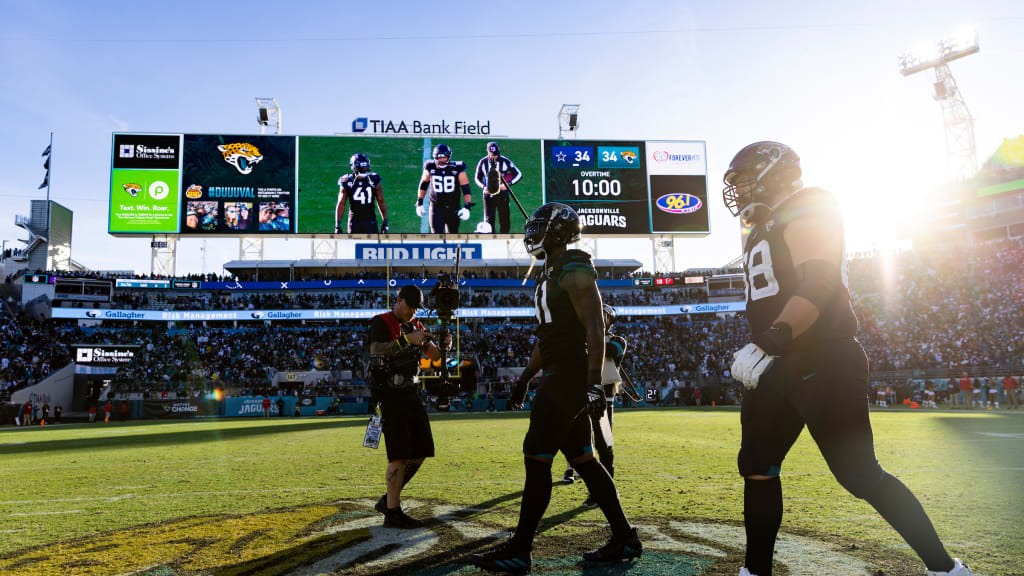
[[429, 273, 460, 323]]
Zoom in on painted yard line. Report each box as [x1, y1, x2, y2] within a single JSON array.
[[8, 510, 83, 517]]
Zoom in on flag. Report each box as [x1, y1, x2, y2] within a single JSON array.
[[41, 144, 51, 157], [38, 174, 48, 189], [43, 157, 49, 170]]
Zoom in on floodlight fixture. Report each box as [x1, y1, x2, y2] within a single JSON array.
[[255, 97, 282, 135], [558, 104, 581, 139], [898, 27, 978, 77]]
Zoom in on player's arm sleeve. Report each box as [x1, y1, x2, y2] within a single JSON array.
[[335, 189, 347, 226], [505, 159, 523, 185], [474, 158, 486, 189], [376, 183, 388, 220]]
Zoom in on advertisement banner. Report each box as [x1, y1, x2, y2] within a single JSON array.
[[113, 134, 181, 170], [181, 134, 296, 234], [142, 399, 218, 419], [224, 396, 297, 417], [297, 136, 544, 236], [53, 303, 745, 322], [543, 140, 651, 235], [73, 345, 138, 366], [354, 243, 482, 260], [109, 169, 181, 233], [646, 141, 709, 234]]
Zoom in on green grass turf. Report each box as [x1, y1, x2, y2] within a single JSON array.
[[0, 409, 1020, 575], [296, 137, 544, 235]]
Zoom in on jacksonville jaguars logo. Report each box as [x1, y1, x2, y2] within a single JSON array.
[[217, 142, 263, 175], [122, 183, 142, 197]]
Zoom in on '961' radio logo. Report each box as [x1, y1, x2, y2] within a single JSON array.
[[656, 193, 702, 214]]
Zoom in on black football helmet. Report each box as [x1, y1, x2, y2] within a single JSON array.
[[523, 202, 582, 259], [350, 153, 371, 178], [433, 143, 452, 166], [722, 141, 802, 221]]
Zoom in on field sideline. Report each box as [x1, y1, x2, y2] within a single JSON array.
[[0, 408, 1021, 575]]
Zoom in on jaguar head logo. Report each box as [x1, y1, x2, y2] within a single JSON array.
[[123, 183, 142, 197], [217, 143, 263, 175]]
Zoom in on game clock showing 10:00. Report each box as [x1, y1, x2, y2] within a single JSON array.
[[543, 140, 651, 235]]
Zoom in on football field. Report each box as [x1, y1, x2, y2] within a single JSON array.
[[0, 408, 1021, 576]]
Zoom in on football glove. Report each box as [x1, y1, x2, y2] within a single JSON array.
[[731, 343, 774, 390], [381, 218, 389, 234], [586, 385, 607, 418], [457, 203, 471, 221], [415, 198, 426, 218], [508, 377, 529, 410]]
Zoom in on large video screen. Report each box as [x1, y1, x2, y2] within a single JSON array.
[[109, 133, 708, 237]]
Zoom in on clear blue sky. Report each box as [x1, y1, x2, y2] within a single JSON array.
[[1, 0, 1021, 275]]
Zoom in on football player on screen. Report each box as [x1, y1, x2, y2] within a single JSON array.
[[416, 143, 473, 234], [724, 141, 971, 576], [336, 153, 388, 234]]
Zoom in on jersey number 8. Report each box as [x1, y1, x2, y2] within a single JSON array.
[[744, 239, 779, 302]]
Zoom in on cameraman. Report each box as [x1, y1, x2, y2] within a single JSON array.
[[368, 285, 450, 529]]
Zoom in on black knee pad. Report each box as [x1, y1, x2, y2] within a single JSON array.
[[835, 463, 886, 499]]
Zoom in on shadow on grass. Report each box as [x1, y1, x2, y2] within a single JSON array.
[[0, 418, 368, 455]]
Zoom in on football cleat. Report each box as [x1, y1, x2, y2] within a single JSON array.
[[739, 569, 758, 576], [926, 558, 972, 576], [468, 540, 533, 574], [582, 494, 599, 508], [383, 507, 424, 529], [582, 527, 642, 562], [561, 468, 576, 484], [374, 494, 387, 514]]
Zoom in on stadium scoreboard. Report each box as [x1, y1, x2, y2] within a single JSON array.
[[109, 133, 708, 238]]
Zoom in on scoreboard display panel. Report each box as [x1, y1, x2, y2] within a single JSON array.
[[544, 140, 651, 235], [108, 133, 708, 237]]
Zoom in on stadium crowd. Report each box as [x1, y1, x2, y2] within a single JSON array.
[[2, 238, 1022, 408]]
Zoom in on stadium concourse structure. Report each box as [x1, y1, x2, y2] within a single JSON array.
[[219, 256, 644, 283]]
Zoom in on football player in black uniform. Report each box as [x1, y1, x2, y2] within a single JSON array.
[[336, 153, 388, 234], [723, 142, 971, 576], [416, 143, 473, 234], [474, 141, 523, 234], [470, 203, 641, 574]]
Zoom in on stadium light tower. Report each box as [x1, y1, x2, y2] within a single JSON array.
[[255, 97, 282, 135], [558, 104, 580, 139], [898, 28, 980, 181]]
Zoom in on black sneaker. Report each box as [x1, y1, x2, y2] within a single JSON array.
[[374, 494, 387, 514], [468, 540, 533, 574], [561, 468, 576, 484], [582, 527, 642, 562], [582, 494, 599, 508], [383, 507, 424, 529]]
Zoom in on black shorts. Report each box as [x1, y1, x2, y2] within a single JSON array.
[[523, 371, 593, 461], [380, 392, 435, 462], [738, 338, 882, 482], [349, 219, 379, 234]]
